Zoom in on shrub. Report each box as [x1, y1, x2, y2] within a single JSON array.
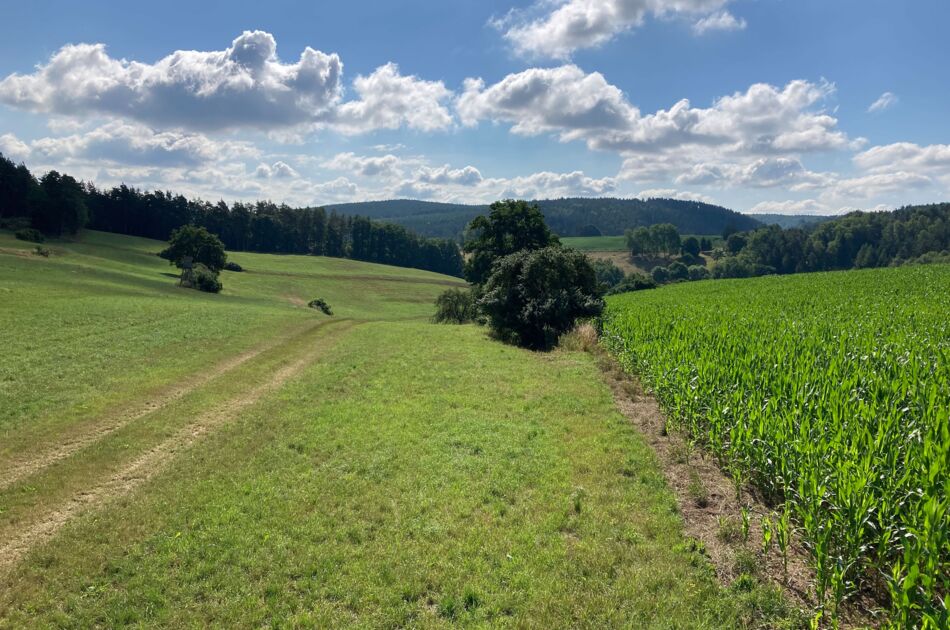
[[606, 273, 657, 295], [308, 298, 333, 315], [15, 228, 44, 243], [433, 288, 477, 324], [651, 266, 670, 283], [590, 258, 625, 293], [193, 263, 222, 293], [32, 246, 51, 257], [668, 261, 689, 281], [688, 265, 710, 281], [479, 246, 603, 351], [223, 261, 243, 272]]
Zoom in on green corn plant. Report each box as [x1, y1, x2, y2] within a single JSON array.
[[761, 515, 773, 554]]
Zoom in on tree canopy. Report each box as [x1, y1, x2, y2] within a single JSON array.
[[479, 246, 604, 351], [462, 199, 559, 285], [161, 225, 228, 272]]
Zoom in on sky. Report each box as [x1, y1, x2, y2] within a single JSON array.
[[0, 0, 948, 215]]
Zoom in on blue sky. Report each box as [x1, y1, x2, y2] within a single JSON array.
[[1, 0, 948, 214]]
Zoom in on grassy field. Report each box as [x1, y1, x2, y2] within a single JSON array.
[[562, 235, 629, 251], [601, 266, 950, 627], [0, 230, 796, 627]]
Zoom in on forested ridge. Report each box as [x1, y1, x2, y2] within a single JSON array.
[[327, 196, 761, 239], [0, 154, 463, 276]]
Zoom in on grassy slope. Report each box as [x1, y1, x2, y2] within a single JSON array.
[[0, 230, 789, 627]]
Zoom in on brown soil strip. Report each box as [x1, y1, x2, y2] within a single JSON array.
[[0, 319, 357, 574], [0, 320, 325, 491], [591, 347, 878, 628]]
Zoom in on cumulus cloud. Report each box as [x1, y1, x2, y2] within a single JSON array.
[[692, 11, 746, 34], [0, 32, 454, 136], [0, 133, 31, 161], [853, 142, 950, 179], [331, 63, 454, 133], [28, 121, 258, 167], [867, 91, 898, 113], [459, 69, 848, 159], [321, 152, 404, 178], [497, 0, 739, 59], [0, 31, 342, 131], [415, 164, 483, 186], [254, 160, 299, 179]]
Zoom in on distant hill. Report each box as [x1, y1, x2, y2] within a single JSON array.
[[326, 197, 761, 239], [748, 213, 833, 229]]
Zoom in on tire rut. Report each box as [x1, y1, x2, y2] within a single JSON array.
[[0, 319, 357, 574], [0, 319, 332, 491]]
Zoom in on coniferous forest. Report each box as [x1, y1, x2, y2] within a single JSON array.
[[0, 154, 464, 277]]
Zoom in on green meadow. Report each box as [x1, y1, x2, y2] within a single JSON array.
[[0, 230, 797, 627]]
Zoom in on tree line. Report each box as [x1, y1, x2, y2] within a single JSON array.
[[0, 153, 463, 276], [711, 203, 950, 278]]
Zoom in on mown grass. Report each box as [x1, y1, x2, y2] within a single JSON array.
[[1, 230, 801, 627]]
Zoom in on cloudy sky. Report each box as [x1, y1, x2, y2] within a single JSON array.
[[1, 0, 948, 215]]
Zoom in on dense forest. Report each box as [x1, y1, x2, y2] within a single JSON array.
[[713, 203, 950, 277], [0, 154, 463, 276], [327, 197, 761, 239]]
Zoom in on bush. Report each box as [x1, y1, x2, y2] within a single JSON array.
[[14, 228, 44, 243], [180, 263, 222, 293], [606, 273, 657, 295], [688, 265, 709, 281], [651, 266, 670, 283], [32, 246, 51, 258], [479, 246, 603, 351], [194, 265, 223, 293], [223, 261, 243, 272], [433, 288, 477, 324], [667, 261, 689, 281], [308, 298, 333, 315], [590, 258, 625, 293]]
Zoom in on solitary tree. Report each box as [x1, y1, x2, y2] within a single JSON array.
[[161, 225, 227, 272], [462, 200, 559, 285]]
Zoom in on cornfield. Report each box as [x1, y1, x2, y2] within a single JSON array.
[[600, 265, 950, 628]]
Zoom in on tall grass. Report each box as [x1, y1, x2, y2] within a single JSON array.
[[601, 265, 950, 627]]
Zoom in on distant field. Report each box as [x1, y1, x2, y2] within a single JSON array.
[[562, 235, 628, 251], [0, 230, 790, 627], [601, 266, 950, 626]]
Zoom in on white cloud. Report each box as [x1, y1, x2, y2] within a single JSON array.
[[853, 142, 950, 180], [498, 0, 737, 59], [0, 32, 454, 136], [0, 31, 342, 131], [254, 160, 299, 179], [28, 121, 258, 167], [332, 63, 454, 133], [457, 66, 636, 135], [415, 164, 483, 186], [459, 69, 848, 160], [692, 11, 746, 34], [321, 152, 405, 178], [0, 133, 31, 161], [867, 91, 898, 113]]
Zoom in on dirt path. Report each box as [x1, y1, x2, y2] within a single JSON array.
[[0, 319, 357, 574], [0, 320, 326, 491]]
